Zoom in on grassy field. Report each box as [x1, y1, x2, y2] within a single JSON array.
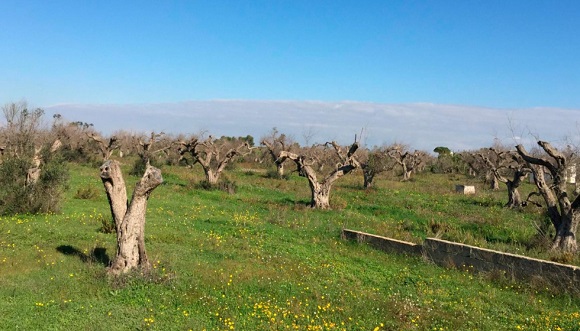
[[1, 161, 580, 330]]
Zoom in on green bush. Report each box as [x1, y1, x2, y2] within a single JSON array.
[[129, 157, 162, 177], [265, 168, 290, 180], [74, 184, 101, 200], [0, 152, 69, 215], [195, 178, 237, 194], [98, 214, 116, 234]]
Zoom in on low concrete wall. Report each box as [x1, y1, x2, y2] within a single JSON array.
[[424, 238, 580, 286], [342, 229, 580, 293], [341, 229, 422, 256]]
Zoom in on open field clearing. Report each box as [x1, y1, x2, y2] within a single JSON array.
[[1, 161, 579, 330]]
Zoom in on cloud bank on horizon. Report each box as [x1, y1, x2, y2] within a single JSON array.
[[44, 100, 579, 152]]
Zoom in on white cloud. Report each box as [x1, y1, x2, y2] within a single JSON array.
[[44, 100, 580, 152]]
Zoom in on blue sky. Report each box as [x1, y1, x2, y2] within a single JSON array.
[[2, 0, 579, 107], [2, 1, 580, 149]]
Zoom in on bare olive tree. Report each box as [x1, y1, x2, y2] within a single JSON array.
[[478, 149, 531, 208], [275, 140, 361, 209], [475, 147, 516, 191], [99, 135, 165, 275], [388, 145, 428, 181], [178, 135, 253, 185], [458, 151, 485, 178], [516, 141, 580, 252], [358, 146, 396, 188], [126, 131, 173, 176], [87, 132, 120, 161], [260, 128, 296, 177]]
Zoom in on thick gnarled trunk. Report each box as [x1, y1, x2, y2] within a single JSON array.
[[276, 162, 285, 177], [100, 160, 163, 275], [309, 181, 331, 209], [204, 168, 220, 185], [551, 212, 578, 252], [276, 141, 360, 209], [488, 172, 500, 190], [362, 169, 375, 189], [402, 168, 412, 182], [179, 137, 251, 187], [504, 169, 529, 209], [506, 181, 523, 208], [517, 141, 580, 253], [100, 160, 128, 228]]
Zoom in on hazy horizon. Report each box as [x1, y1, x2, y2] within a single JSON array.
[[43, 99, 579, 152]]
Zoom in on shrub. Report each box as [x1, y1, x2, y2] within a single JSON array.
[[74, 185, 101, 200], [129, 157, 162, 177], [195, 179, 237, 194], [217, 179, 237, 194], [98, 214, 116, 234], [0, 152, 69, 215], [265, 169, 291, 180]]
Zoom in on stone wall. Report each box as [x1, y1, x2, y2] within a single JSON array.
[[423, 238, 580, 289], [342, 229, 580, 293], [341, 229, 421, 256]]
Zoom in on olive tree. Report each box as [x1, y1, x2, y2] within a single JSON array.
[[97, 133, 167, 276], [275, 140, 361, 209], [178, 135, 253, 185], [260, 127, 296, 177], [358, 146, 396, 188], [516, 141, 580, 252], [388, 145, 428, 181], [478, 148, 531, 208], [100, 160, 163, 275]]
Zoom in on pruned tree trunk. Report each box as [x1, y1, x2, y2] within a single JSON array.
[[531, 166, 561, 231], [100, 160, 163, 275], [100, 160, 128, 228], [260, 129, 292, 177], [276, 162, 285, 177], [309, 181, 331, 209], [389, 148, 426, 182], [489, 172, 500, 190], [25, 146, 43, 186], [362, 169, 375, 189], [205, 168, 220, 185], [25, 141, 63, 187], [551, 212, 578, 252], [506, 181, 522, 208], [402, 168, 412, 182], [504, 168, 530, 209]]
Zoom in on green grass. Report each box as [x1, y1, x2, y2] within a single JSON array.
[[1, 161, 579, 330]]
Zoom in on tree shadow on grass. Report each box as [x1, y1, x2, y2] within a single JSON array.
[[56, 245, 110, 266]]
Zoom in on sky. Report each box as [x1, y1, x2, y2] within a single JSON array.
[[1, 1, 580, 150]]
